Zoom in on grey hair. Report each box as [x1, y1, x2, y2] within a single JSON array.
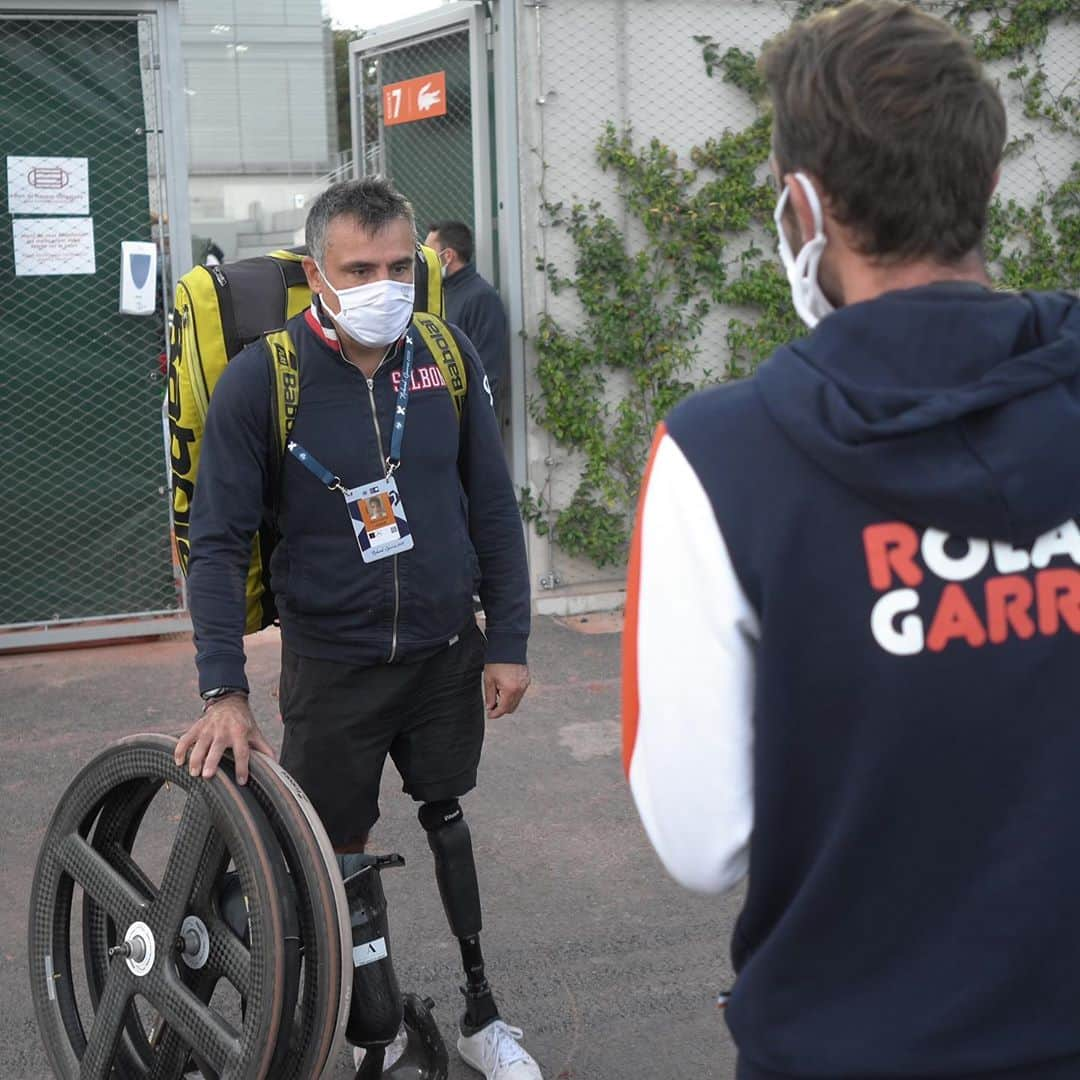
[[305, 177, 417, 265]]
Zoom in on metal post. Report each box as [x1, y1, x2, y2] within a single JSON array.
[[157, 0, 190, 300], [493, 0, 529, 495], [468, 3, 494, 284], [350, 39, 364, 179]]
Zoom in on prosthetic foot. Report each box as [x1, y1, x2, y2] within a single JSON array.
[[382, 995, 450, 1079]]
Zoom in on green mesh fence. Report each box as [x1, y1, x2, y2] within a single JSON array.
[[0, 16, 179, 628], [360, 27, 475, 235]]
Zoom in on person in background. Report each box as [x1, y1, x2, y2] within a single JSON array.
[[192, 235, 225, 266], [425, 221, 510, 433]]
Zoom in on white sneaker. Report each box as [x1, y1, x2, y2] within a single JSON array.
[[352, 1023, 408, 1071], [457, 1019, 543, 1079]]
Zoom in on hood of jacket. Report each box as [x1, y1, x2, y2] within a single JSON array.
[[755, 283, 1080, 545]]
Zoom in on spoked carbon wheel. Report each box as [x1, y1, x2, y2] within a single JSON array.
[[29, 734, 348, 1080]]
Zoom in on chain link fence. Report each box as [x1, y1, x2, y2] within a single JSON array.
[[0, 14, 180, 635], [357, 24, 478, 239], [515, 0, 1080, 590]]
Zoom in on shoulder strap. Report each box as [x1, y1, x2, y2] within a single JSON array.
[[411, 313, 467, 422], [268, 249, 313, 321], [416, 242, 445, 319], [206, 264, 242, 364], [262, 328, 301, 460]]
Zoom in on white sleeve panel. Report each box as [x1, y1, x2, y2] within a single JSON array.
[[627, 433, 759, 895]]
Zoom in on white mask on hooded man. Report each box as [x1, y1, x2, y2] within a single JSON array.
[[774, 172, 836, 329]]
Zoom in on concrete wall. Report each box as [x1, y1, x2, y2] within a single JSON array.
[[513, 0, 1078, 593], [516, 0, 790, 591]]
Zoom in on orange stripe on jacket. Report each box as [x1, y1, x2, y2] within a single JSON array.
[[622, 422, 667, 777]]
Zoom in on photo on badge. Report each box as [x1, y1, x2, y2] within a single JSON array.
[[343, 477, 414, 563], [359, 492, 394, 532]]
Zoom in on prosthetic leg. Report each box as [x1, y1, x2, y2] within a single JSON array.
[[340, 852, 404, 1074], [418, 800, 499, 1034], [338, 852, 449, 1080]]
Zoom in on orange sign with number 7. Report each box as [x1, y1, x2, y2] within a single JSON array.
[[382, 72, 448, 127]]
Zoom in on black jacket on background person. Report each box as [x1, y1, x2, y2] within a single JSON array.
[[187, 300, 530, 695], [443, 263, 509, 400]]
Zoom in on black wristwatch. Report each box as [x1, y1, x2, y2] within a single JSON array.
[[200, 686, 248, 703]]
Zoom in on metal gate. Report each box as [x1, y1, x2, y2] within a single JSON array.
[[349, 4, 494, 284], [0, 4, 191, 649]]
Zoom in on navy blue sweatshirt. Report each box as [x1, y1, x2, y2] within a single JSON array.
[[188, 304, 530, 694], [625, 284, 1080, 1079], [443, 263, 509, 398]]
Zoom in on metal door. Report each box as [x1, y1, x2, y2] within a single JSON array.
[[0, 9, 190, 648], [349, 4, 494, 284]]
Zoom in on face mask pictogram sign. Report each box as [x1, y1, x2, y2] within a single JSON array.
[[382, 71, 447, 127]]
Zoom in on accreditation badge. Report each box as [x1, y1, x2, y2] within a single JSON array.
[[342, 476, 414, 563]]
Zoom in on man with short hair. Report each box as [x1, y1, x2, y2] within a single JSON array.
[[623, 3, 1080, 1078], [176, 178, 543, 1080], [425, 221, 510, 428]]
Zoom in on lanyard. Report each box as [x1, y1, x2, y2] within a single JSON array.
[[286, 439, 342, 491], [287, 332, 415, 487], [387, 332, 414, 474]]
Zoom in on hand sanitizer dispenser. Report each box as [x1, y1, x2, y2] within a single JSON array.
[[119, 241, 158, 315]]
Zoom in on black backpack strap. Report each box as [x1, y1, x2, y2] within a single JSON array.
[[206, 264, 241, 360]]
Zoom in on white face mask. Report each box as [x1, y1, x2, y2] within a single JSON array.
[[317, 265, 415, 348], [774, 172, 835, 329]]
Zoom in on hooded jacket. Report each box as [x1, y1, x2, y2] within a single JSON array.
[[623, 284, 1080, 1079], [188, 302, 530, 694]]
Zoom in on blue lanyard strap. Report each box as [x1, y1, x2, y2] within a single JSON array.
[[286, 332, 415, 488], [386, 333, 414, 474], [286, 439, 342, 491]]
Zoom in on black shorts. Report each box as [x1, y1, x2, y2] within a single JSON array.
[[278, 625, 485, 848]]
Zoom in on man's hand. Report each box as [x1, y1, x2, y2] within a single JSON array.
[[174, 695, 276, 785], [483, 663, 530, 719]]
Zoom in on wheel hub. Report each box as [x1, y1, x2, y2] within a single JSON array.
[[121, 921, 155, 977], [178, 914, 209, 971]]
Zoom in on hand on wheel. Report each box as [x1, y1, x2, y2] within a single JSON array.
[[174, 695, 275, 785]]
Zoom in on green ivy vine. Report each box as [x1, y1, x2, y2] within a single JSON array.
[[524, 0, 1078, 571], [958, 0, 1080, 288]]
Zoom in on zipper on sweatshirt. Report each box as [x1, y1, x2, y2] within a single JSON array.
[[365, 364, 401, 663]]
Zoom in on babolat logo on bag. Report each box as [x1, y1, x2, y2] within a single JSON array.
[[414, 314, 466, 406], [266, 332, 300, 440], [271, 338, 299, 397], [282, 364, 299, 422], [166, 355, 197, 575]]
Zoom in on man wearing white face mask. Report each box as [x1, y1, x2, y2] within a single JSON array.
[[424, 221, 510, 434], [624, 3, 1080, 1079], [178, 178, 543, 1080]]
